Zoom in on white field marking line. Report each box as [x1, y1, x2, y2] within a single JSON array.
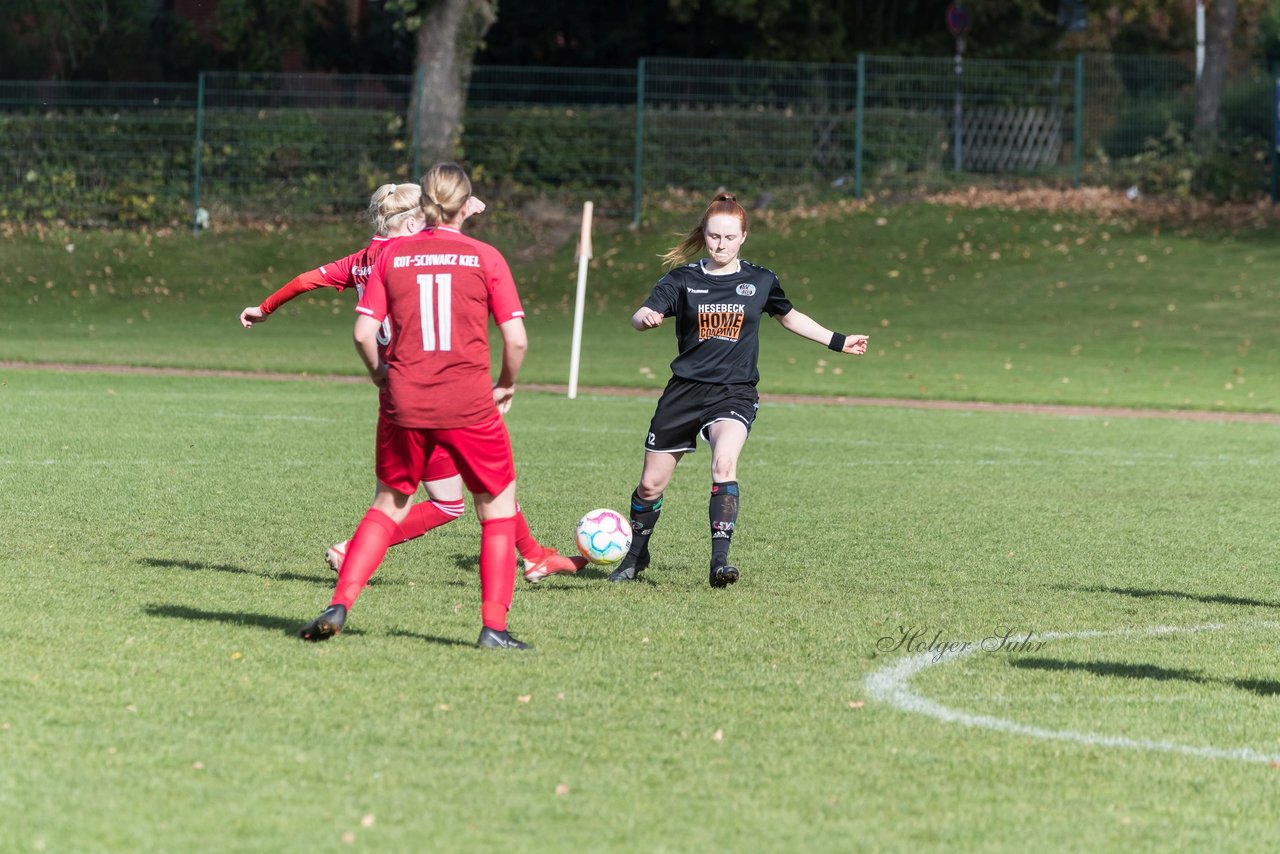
[[187, 411, 344, 423], [796, 459, 1060, 467], [865, 455, 1271, 469], [0, 459, 337, 467], [865, 622, 1280, 765]]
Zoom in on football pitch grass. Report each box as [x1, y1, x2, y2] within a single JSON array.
[[4, 371, 1280, 851], [3, 199, 1279, 410], [4, 199, 1280, 850]]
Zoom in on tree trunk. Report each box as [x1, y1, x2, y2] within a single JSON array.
[[410, 0, 497, 171], [1194, 0, 1237, 138]]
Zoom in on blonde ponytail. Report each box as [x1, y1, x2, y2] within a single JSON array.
[[368, 182, 423, 236], [419, 163, 472, 227]]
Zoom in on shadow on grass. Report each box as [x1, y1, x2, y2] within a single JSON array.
[[439, 552, 621, 585], [573, 566, 617, 582], [386, 629, 474, 648], [523, 569, 620, 587], [1063, 584, 1280, 610], [138, 556, 416, 589], [1011, 657, 1280, 697], [140, 556, 332, 587], [449, 553, 477, 573], [143, 603, 361, 638]]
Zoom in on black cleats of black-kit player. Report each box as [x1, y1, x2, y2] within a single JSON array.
[[709, 561, 739, 588], [607, 546, 651, 583], [299, 604, 347, 641], [607, 560, 640, 583], [477, 627, 531, 650]]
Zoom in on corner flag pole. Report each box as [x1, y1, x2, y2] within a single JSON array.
[[567, 201, 593, 399]]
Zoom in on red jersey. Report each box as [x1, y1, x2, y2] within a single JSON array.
[[357, 226, 524, 429], [261, 236, 395, 346], [319, 237, 389, 286]]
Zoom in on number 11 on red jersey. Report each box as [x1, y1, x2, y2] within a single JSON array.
[[418, 273, 453, 351]]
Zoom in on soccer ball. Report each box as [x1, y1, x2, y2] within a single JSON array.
[[574, 508, 632, 565]]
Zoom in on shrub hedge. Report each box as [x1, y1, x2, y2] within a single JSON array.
[[0, 81, 1272, 225]]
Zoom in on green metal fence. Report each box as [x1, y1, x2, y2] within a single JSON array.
[[195, 72, 416, 223], [464, 65, 637, 194], [0, 54, 1272, 229], [0, 80, 198, 225]]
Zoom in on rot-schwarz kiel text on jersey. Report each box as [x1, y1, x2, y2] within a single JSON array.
[[357, 226, 524, 429]]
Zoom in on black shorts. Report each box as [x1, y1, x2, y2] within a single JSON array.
[[644, 378, 758, 454]]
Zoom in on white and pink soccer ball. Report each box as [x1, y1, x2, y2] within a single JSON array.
[[574, 508, 632, 565]]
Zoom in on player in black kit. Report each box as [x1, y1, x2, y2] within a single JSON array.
[[608, 192, 870, 587]]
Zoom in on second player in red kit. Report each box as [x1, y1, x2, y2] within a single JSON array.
[[300, 163, 537, 650]]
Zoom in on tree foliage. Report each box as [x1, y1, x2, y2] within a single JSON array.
[[303, 0, 414, 74], [2, 0, 1276, 82], [666, 0, 849, 62], [214, 0, 312, 72], [0, 0, 208, 80], [480, 0, 1275, 67]]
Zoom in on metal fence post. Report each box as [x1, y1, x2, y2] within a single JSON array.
[[1073, 55, 1083, 189], [191, 72, 205, 234], [1272, 63, 1279, 205], [952, 40, 964, 172], [632, 58, 646, 228], [854, 53, 865, 200]]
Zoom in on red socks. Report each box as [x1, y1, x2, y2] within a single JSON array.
[[332, 508, 399, 610], [397, 499, 464, 542], [332, 506, 520, 633], [513, 504, 545, 562], [479, 515, 517, 630]]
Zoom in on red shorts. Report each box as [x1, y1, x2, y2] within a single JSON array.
[[375, 411, 515, 497], [422, 445, 459, 482]]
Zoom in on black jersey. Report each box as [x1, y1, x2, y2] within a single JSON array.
[[642, 259, 794, 385]]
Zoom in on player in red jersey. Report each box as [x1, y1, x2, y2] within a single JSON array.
[[300, 163, 544, 649], [239, 183, 581, 586]]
